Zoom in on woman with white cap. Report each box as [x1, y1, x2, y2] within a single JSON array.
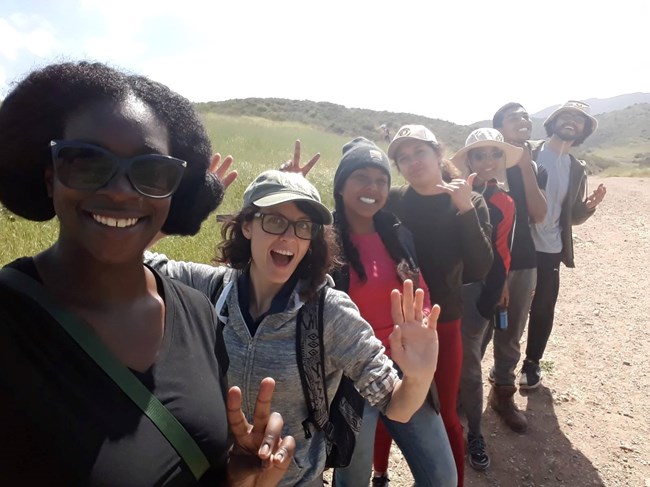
[[385, 125, 494, 487], [146, 169, 442, 486], [450, 128, 519, 471]]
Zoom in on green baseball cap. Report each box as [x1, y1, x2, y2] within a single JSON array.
[[243, 170, 332, 224]]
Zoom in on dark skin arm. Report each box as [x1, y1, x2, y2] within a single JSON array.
[[512, 142, 547, 223]]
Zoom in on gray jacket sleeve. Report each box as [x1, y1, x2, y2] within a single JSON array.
[[321, 287, 398, 414], [144, 251, 227, 301]]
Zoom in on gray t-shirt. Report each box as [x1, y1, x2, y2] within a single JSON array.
[[531, 143, 571, 253]]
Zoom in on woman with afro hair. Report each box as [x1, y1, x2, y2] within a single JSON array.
[[0, 61, 295, 486]]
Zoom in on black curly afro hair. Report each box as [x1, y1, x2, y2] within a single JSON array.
[[0, 61, 223, 235]]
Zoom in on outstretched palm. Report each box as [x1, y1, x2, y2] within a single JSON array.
[[389, 280, 439, 384]]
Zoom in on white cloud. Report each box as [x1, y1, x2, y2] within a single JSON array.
[[2, 0, 650, 123], [0, 15, 59, 61]]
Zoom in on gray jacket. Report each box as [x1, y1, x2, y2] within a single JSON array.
[[530, 140, 596, 267], [144, 252, 398, 486]]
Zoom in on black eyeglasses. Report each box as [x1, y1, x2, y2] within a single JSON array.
[[254, 212, 321, 240], [50, 140, 187, 198], [469, 149, 504, 163]]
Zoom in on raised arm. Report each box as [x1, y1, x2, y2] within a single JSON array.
[[460, 192, 494, 282], [144, 251, 226, 300], [516, 144, 547, 223]]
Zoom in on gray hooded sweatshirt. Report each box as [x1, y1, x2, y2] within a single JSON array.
[[144, 252, 398, 486]]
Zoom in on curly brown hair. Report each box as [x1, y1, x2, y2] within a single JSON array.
[[215, 202, 341, 302]]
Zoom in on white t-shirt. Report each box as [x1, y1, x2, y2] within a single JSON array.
[[531, 143, 571, 253]]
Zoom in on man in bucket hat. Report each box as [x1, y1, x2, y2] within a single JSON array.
[[521, 101, 606, 389]]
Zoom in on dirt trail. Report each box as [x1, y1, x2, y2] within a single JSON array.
[[384, 177, 650, 487]]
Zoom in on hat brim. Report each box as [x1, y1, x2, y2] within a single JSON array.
[[450, 140, 523, 171], [543, 107, 598, 136], [253, 192, 333, 225], [387, 136, 426, 160], [450, 141, 522, 192]]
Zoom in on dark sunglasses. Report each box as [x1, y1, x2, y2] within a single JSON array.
[[254, 212, 321, 240], [50, 140, 187, 198], [469, 149, 504, 163]]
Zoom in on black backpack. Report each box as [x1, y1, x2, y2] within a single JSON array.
[[295, 287, 365, 469], [211, 276, 364, 469]]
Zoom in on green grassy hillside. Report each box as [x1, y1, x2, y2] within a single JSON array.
[[200, 98, 650, 172]]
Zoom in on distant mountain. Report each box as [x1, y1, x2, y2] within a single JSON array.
[[195, 97, 650, 172], [532, 93, 650, 119]]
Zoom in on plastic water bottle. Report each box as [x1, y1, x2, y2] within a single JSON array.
[[494, 307, 508, 330]]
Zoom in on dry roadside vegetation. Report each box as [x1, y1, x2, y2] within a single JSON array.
[[340, 177, 650, 487]]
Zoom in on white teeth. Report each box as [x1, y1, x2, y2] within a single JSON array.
[[360, 197, 376, 204], [519, 128, 529, 132], [92, 214, 140, 228], [273, 249, 294, 256]]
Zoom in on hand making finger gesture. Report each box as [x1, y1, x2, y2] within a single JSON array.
[[585, 183, 606, 210], [278, 140, 320, 177], [389, 279, 440, 385], [210, 153, 238, 189], [227, 378, 295, 487], [436, 173, 476, 214]]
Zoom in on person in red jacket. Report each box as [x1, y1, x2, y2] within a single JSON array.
[[451, 128, 519, 471]]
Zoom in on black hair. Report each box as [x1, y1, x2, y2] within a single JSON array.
[[0, 61, 223, 235], [492, 102, 525, 128], [544, 116, 593, 147], [216, 202, 341, 302]]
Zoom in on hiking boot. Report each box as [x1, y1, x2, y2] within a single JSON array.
[[488, 384, 528, 433], [467, 432, 490, 470], [487, 367, 496, 385], [519, 360, 543, 390], [371, 475, 390, 487]]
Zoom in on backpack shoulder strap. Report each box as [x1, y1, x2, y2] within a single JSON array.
[[296, 287, 331, 439], [209, 272, 227, 305], [0, 267, 210, 480]]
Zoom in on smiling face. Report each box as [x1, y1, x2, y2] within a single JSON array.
[[467, 146, 506, 185], [242, 202, 312, 290], [394, 139, 443, 189], [552, 110, 587, 142], [340, 166, 390, 223], [499, 106, 532, 144], [47, 96, 172, 264]]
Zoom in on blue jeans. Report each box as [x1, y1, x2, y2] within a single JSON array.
[[334, 399, 457, 487]]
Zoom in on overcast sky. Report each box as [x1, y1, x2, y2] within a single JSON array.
[[1, 0, 649, 125]]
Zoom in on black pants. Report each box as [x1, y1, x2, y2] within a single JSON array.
[[525, 252, 563, 364]]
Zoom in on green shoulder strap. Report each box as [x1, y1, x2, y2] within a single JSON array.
[[0, 267, 210, 480]]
